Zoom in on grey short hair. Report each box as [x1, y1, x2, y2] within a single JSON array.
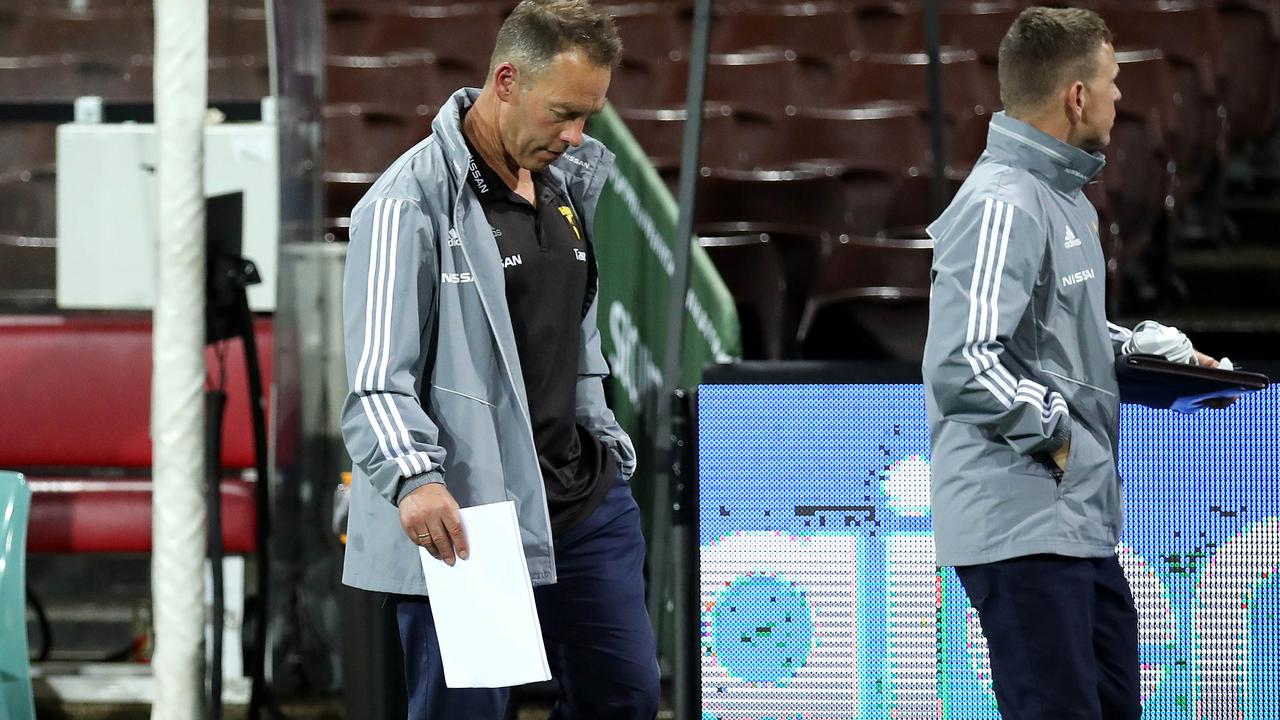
[[489, 0, 623, 79], [998, 7, 1113, 116]]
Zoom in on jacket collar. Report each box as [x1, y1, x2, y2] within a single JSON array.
[[430, 88, 615, 219], [985, 112, 1105, 194]]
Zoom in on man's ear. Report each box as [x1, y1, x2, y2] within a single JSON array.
[[494, 63, 518, 103], [1065, 80, 1086, 125]]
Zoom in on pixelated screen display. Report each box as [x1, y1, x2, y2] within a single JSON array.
[[698, 378, 1280, 719]]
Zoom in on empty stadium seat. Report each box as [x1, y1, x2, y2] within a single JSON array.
[[326, 176, 376, 226], [609, 54, 687, 108], [609, 3, 689, 62], [1102, 1, 1225, 192], [709, 2, 863, 63], [618, 103, 778, 170], [0, 122, 56, 175], [894, 0, 1020, 60], [777, 102, 929, 173], [0, 239, 54, 311], [0, 169, 55, 241], [366, 4, 503, 85], [0, 54, 149, 102], [0, 315, 269, 554], [7, 7, 152, 63], [694, 166, 849, 236], [208, 8, 268, 60], [1215, 0, 1280, 145], [839, 49, 998, 120], [703, 49, 825, 109], [849, 0, 914, 54], [327, 52, 441, 116], [208, 54, 269, 102], [1112, 49, 1186, 197], [325, 4, 381, 56], [774, 104, 934, 235], [700, 228, 823, 359], [325, 103, 427, 175], [798, 236, 933, 360], [1101, 103, 1171, 266]]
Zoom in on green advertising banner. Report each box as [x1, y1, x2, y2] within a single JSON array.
[[588, 104, 741, 656], [589, 104, 741, 436]]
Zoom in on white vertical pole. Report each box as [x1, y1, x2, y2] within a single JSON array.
[[151, 0, 208, 716]]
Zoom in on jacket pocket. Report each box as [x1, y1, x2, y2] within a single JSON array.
[[430, 384, 495, 407]]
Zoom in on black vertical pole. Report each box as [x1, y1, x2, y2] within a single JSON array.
[[206, 390, 227, 720], [923, 0, 948, 215], [648, 0, 713, 718]]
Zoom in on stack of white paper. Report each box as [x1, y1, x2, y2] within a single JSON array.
[[417, 500, 552, 688]]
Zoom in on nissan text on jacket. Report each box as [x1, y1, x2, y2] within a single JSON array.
[[923, 111, 1132, 567], [340, 88, 636, 595]]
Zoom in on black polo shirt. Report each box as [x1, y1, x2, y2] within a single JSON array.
[[461, 123, 617, 536]]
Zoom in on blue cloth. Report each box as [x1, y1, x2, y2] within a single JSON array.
[[955, 553, 1140, 720], [395, 475, 660, 719]]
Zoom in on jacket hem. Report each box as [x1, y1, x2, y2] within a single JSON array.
[[937, 539, 1116, 567]]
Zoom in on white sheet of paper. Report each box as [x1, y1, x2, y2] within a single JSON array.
[[417, 500, 551, 688]]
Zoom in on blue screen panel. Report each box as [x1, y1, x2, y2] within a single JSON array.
[[698, 383, 1280, 719]]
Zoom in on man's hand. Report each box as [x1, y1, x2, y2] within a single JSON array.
[[399, 483, 469, 566], [1051, 438, 1071, 472], [1193, 350, 1238, 409]]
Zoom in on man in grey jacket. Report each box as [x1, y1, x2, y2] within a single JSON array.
[[923, 8, 1220, 719], [340, 1, 659, 717]]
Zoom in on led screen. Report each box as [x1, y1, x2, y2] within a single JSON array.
[[698, 379, 1280, 719]]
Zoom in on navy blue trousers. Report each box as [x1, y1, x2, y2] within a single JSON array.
[[955, 554, 1141, 720], [395, 476, 661, 720]]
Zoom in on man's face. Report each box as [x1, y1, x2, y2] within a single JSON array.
[[498, 49, 611, 171], [1071, 42, 1120, 152]]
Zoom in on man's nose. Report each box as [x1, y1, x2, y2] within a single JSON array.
[[561, 119, 585, 147]]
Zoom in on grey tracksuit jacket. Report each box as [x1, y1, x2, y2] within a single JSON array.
[[340, 88, 636, 595], [923, 112, 1132, 567]]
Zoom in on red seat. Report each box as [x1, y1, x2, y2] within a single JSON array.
[[0, 315, 272, 469], [0, 315, 272, 554], [26, 478, 258, 554]]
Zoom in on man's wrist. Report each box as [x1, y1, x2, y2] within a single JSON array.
[[395, 470, 444, 506]]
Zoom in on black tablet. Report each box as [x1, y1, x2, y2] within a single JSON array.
[[1116, 353, 1270, 411]]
